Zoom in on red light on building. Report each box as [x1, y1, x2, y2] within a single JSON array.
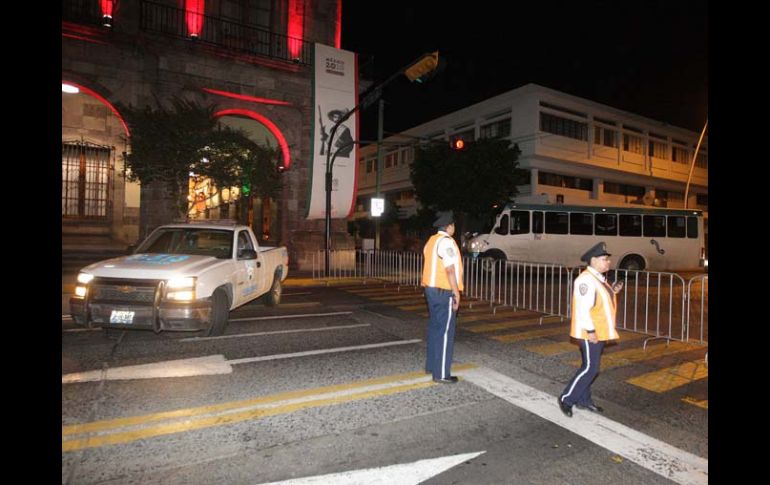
[[185, 0, 205, 38], [100, 0, 114, 27], [288, 0, 305, 59]]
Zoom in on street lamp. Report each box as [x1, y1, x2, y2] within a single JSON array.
[[323, 52, 442, 276], [684, 119, 708, 209]]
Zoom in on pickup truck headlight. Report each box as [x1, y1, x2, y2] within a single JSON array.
[[166, 277, 196, 301], [74, 272, 93, 298]]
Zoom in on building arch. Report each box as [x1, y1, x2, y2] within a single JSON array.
[[214, 109, 291, 170]]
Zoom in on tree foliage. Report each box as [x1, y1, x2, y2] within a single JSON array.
[[410, 138, 528, 230], [117, 97, 282, 221]]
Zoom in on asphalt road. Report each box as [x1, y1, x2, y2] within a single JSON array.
[[62, 281, 708, 484]]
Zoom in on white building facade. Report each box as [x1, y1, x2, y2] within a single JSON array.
[[354, 83, 707, 229]]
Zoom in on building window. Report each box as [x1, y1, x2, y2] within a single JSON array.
[[538, 171, 593, 191], [623, 133, 644, 154], [672, 145, 690, 163], [594, 126, 617, 148], [366, 159, 374, 173], [540, 113, 587, 141], [480, 119, 511, 139], [648, 139, 669, 159], [604, 182, 645, 197], [62, 141, 112, 219], [696, 193, 708, 207], [695, 150, 708, 169]]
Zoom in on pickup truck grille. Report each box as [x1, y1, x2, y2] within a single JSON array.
[[90, 278, 161, 304]]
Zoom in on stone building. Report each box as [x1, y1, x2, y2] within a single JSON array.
[[62, 0, 351, 271]]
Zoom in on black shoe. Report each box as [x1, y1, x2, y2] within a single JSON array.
[[433, 376, 459, 384], [557, 397, 573, 417], [575, 403, 604, 413]]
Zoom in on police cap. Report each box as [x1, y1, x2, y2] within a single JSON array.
[[581, 242, 611, 263], [432, 210, 455, 228]]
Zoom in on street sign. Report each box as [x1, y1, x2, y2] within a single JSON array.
[[371, 197, 384, 217]]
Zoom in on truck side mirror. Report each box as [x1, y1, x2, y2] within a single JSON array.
[[238, 249, 258, 260]]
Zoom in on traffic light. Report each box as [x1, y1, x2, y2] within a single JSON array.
[[404, 51, 439, 83], [241, 183, 251, 196], [450, 138, 466, 151]]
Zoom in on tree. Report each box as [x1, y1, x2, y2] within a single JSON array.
[[410, 138, 528, 237], [198, 129, 283, 224], [118, 97, 220, 219]]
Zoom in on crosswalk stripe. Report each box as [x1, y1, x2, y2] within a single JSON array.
[[626, 361, 708, 393], [570, 341, 703, 370], [467, 316, 563, 333], [491, 326, 566, 343], [525, 330, 647, 356], [681, 397, 708, 409]]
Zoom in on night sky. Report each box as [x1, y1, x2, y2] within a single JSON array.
[[340, 1, 708, 142]]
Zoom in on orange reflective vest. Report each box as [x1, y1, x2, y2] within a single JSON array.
[[569, 269, 619, 341], [421, 233, 464, 291]]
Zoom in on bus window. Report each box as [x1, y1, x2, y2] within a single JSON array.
[[667, 216, 686, 238], [532, 211, 543, 234], [619, 214, 642, 236], [510, 210, 530, 235], [570, 212, 593, 235], [687, 216, 699, 238], [595, 213, 618, 236], [545, 212, 568, 234], [495, 214, 509, 235], [643, 215, 666, 237]]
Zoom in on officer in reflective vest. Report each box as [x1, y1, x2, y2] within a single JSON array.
[[558, 242, 624, 417], [421, 211, 464, 384]]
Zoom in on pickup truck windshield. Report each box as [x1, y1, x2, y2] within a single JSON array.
[[136, 228, 233, 259]]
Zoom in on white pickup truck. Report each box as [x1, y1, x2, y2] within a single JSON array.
[[69, 222, 289, 336]]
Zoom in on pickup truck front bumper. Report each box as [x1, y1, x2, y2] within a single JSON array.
[[70, 296, 213, 332], [69, 278, 214, 332]]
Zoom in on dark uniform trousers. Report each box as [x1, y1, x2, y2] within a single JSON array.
[[424, 286, 457, 380], [560, 339, 605, 407]]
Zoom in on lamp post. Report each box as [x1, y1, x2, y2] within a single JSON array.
[[684, 119, 708, 209], [323, 52, 441, 276]]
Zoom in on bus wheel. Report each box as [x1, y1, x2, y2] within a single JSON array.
[[619, 255, 645, 271], [480, 251, 505, 273]]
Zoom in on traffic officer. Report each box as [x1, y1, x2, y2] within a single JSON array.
[[422, 210, 464, 384], [558, 242, 623, 417]]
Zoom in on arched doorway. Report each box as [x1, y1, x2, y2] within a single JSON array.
[[187, 112, 285, 243]]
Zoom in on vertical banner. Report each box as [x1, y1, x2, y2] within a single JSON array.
[[306, 43, 358, 219]]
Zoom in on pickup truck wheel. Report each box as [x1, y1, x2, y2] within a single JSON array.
[[207, 289, 229, 337], [265, 276, 282, 307]]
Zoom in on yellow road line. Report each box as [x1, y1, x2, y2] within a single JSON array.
[[63, 381, 434, 452], [457, 309, 543, 324], [626, 361, 708, 393], [682, 396, 708, 409], [492, 326, 566, 343], [63, 363, 478, 441], [570, 341, 703, 370]]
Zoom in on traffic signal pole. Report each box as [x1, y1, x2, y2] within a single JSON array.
[[375, 98, 384, 251], [324, 52, 441, 276]]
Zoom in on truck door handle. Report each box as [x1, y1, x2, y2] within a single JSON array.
[[256, 261, 261, 268]]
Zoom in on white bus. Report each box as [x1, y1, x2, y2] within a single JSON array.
[[464, 203, 706, 271]]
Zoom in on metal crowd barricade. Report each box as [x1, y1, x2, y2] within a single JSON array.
[[312, 249, 425, 289], [686, 274, 708, 344]]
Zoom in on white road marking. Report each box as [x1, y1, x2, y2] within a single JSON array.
[[61, 340, 421, 384], [457, 367, 707, 485], [230, 311, 352, 322], [256, 451, 485, 485], [228, 340, 422, 366], [181, 323, 370, 342], [62, 355, 232, 384]]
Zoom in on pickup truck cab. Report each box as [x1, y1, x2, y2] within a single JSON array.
[[69, 222, 289, 336]]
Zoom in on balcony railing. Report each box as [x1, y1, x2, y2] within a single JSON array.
[[139, 0, 312, 65], [62, 0, 103, 26]]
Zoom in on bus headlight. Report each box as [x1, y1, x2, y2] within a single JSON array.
[[166, 277, 196, 301]]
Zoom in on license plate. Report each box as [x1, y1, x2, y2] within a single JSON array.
[[110, 310, 135, 324]]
